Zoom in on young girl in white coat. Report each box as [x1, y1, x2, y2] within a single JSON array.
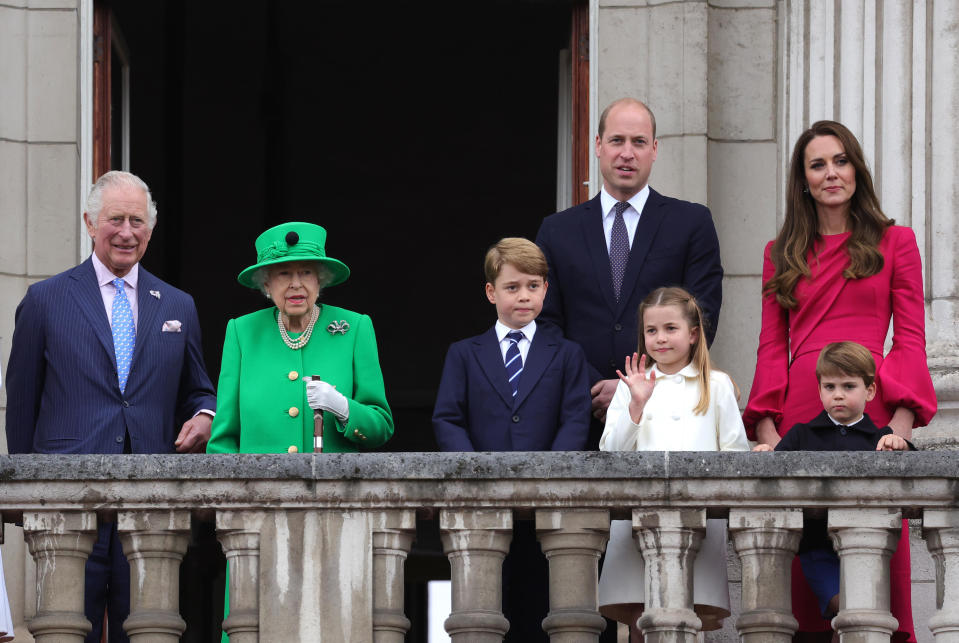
[[598, 286, 749, 640]]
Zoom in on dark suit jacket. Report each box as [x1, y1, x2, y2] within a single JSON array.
[[432, 324, 590, 451], [535, 189, 723, 385], [5, 257, 216, 454]]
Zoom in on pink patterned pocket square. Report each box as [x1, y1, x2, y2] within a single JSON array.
[[162, 320, 182, 333]]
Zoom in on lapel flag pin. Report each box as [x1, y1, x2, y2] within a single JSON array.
[[150, 290, 161, 299]]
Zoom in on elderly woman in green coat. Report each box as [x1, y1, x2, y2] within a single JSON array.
[[207, 221, 393, 455]]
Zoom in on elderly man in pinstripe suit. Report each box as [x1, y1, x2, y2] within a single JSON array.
[[5, 170, 216, 642]]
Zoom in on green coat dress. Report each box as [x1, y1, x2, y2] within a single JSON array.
[[207, 304, 393, 454]]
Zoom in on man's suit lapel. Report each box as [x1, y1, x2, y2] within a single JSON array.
[[69, 258, 116, 363], [131, 268, 162, 368], [580, 195, 618, 312], [472, 329, 515, 409], [617, 188, 668, 317], [513, 328, 557, 409]]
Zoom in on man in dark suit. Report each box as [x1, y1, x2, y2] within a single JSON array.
[[6, 170, 217, 642], [536, 98, 723, 448]]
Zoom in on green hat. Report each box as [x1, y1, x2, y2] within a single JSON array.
[[237, 222, 350, 289]]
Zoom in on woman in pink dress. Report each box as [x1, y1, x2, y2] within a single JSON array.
[[743, 120, 937, 642]]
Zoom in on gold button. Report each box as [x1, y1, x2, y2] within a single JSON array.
[[288, 445, 298, 453], [289, 407, 300, 418], [288, 370, 299, 381]]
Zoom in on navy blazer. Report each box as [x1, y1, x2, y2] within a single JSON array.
[[5, 257, 217, 454], [535, 189, 723, 385], [432, 324, 590, 451]]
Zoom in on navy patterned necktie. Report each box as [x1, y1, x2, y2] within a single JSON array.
[[610, 201, 630, 301], [504, 330, 525, 398], [111, 277, 136, 393]]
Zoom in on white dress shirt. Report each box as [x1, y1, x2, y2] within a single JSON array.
[[599, 363, 749, 452], [494, 319, 536, 364], [600, 184, 650, 252]]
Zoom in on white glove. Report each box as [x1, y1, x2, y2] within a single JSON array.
[[304, 378, 350, 422]]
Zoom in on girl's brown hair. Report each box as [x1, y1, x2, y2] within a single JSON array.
[[764, 120, 893, 309], [637, 287, 713, 415]]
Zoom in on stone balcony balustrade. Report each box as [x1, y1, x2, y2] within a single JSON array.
[[1, 451, 957, 642]]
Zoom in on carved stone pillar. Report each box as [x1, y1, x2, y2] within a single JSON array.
[[216, 510, 266, 643], [729, 509, 802, 642], [634, 509, 705, 642], [535, 509, 610, 642], [117, 510, 190, 642], [923, 509, 959, 641], [829, 508, 901, 642], [440, 509, 512, 642], [370, 510, 416, 643], [23, 511, 97, 642]]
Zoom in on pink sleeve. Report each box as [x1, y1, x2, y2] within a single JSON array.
[[742, 241, 790, 439], [877, 227, 937, 427]]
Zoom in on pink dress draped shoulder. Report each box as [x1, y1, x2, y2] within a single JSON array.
[[744, 225, 937, 641]]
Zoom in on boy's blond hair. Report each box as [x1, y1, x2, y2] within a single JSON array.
[[815, 342, 876, 387], [484, 237, 548, 284]]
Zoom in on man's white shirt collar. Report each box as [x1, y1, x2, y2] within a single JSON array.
[[600, 185, 650, 250], [91, 252, 139, 289]]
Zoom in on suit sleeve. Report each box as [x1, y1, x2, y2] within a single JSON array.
[[432, 343, 476, 451], [684, 207, 724, 345], [4, 287, 45, 454], [875, 227, 937, 427], [550, 342, 591, 451], [742, 241, 790, 439], [175, 296, 217, 424], [206, 319, 241, 454], [333, 314, 394, 448]]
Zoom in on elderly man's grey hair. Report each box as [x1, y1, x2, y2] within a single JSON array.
[[85, 170, 158, 230], [251, 262, 335, 298]]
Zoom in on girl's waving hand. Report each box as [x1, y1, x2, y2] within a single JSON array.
[[617, 352, 656, 424]]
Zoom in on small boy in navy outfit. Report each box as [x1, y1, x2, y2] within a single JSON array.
[[432, 237, 591, 642], [433, 237, 590, 452], [754, 341, 914, 624]]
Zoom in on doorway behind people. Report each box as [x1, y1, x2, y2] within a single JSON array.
[[98, 1, 589, 640]]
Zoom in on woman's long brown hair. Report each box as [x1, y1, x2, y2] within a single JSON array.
[[764, 120, 893, 309]]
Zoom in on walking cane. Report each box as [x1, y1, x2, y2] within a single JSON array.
[[308, 375, 324, 453]]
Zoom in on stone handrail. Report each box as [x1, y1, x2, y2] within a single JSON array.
[[2, 452, 957, 642]]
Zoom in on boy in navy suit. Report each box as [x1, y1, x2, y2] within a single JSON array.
[[754, 342, 914, 627], [433, 237, 591, 641]]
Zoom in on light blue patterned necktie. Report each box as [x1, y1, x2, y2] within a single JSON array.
[[111, 277, 135, 393]]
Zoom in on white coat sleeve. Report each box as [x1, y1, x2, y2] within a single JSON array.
[[599, 380, 641, 451], [714, 373, 749, 452]]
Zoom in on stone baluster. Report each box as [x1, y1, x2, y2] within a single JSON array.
[[440, 509, 512, 642], [729, 509, 802, 642], [829, 508, 901, 642], [634, 509, 705, 642], [923, 509, 959, 641], [117, 510, 191, 642], [535, 509, 610, 642], [23, 511, 97, 642], [370, 510, 416, 643], [216, 510, 267, 643]]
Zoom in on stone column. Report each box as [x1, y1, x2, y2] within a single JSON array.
[[216, 510, 266, 643], [923, 509, 959, 642], [440, 509, 512, 642], [634, 509, 705, 642], [117, 510, 191, 642], [370, 510, 416, 643], [23, 511, 97, 642], [535, 509, 609, 642], [729, 509, 802, 642], [829, 508, 901, 642]]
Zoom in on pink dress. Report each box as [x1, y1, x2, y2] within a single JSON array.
[[744, 225, 937, 641]]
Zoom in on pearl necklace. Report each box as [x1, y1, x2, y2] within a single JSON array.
[[277, 304, 320, 350]]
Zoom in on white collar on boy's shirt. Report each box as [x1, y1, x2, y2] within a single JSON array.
[[826, 413, 865, 427], [91, 251, 140, 327], [494, 320, 536, 364], [600, 184, 650, 251]]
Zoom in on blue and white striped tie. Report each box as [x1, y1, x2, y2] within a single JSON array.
[[111, 277, 135, 393], [505, 330, 524, 398]]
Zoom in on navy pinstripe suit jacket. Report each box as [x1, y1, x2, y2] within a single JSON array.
[[5, 257, 216, 454]]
